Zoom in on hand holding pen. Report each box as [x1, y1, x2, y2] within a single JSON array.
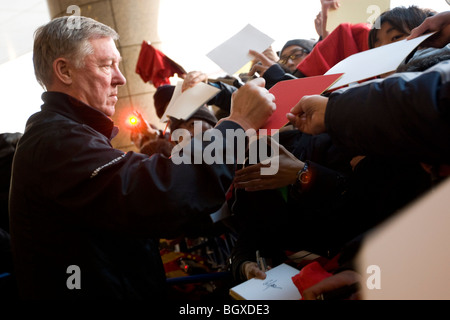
[[241, 251, 270, 280]]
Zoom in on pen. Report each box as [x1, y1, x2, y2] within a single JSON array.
[[162, 122, 169, 136], [316, 282, 361, 300], [256, 250, 267, 272]]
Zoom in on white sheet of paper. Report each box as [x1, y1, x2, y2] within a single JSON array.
[[160, 80, 220, 123], [206, 24, 275, 76], [326, 0, 391, 33], [356, 177, 450, 299], [229, 263, 301, 300], [325, 33, 435, 90]]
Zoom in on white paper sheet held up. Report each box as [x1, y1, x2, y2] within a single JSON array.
[[325, 32, 435, 90], [160, 80, 220, 123], [206, 24, 275, 76], [229, 263, 301, 300]]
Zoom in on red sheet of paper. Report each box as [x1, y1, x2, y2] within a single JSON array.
[[262, 73, 343, 131]]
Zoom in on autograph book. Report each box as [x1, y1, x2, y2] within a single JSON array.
[[229, 263, 301, 300]]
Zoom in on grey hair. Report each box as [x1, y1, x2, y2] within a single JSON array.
[[33, 16, 119, 89]]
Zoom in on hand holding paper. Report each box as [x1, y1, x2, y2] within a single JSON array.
[[206, 24, 274, 76], [160, 80, 220, 123], [408, 11, 450, 48], [261, 73, 343, 131], [247, 49, 277, 77], [181, 71, 209, 93], [287, 95, 329, 135]]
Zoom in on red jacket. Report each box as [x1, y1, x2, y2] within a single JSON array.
[[297, 23, 371, 77]]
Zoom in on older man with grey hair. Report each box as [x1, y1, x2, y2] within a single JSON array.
[[9, 16, 275, 299]]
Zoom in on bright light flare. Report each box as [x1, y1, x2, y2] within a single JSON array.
[[127, 115, 139, 127]]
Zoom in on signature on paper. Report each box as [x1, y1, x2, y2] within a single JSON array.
[[262, 279, 282, 291]]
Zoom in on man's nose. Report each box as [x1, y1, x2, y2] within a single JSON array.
[[113, 65, 126, 86]]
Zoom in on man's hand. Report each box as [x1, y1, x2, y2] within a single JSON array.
[[248, 49, 277, 77], [286, 95, 328, 135], [261, 46, 279, 63], [408, 11, 450, 48], [319, 0, 340, 39], [315, 11, 324, 39], [242, 261, 267, 280], [225, 77, 276, 131], [181, 71, 208, 92], [234, 139, 304, 191], [321, 0, 340, 10]]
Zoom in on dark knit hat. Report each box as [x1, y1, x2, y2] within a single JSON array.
[[280, 39, 315, 56], [153, 84, 175, 118], [169, 105, 218, 132]]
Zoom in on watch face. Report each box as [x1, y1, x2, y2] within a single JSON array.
[[299, 170, 312, 184]]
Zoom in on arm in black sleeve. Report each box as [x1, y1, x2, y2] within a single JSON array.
[[262, 63, 298, 89], [325, 61, 450, 163], [289, 160, 349, 199], [207, 81, 238, 114], [17, 118, 247, 240]]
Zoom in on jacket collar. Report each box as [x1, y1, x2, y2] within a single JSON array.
[[41, 91, 119, 140]]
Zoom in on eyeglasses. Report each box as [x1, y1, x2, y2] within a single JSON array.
[[278, 49, 309, 65]]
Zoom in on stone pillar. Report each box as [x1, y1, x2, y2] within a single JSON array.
[[46, 0, 165, 152]]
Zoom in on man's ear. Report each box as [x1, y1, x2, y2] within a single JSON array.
[[53, 58, 72, 85]]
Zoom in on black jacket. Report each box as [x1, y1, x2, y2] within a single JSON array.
[[9, 91, 242, 299], [262, 64, 298, 89], [326, 60, 450, 164]]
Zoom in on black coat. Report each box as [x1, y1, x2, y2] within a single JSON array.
[[9, 91, 242, 299], [326, 60, 450, 164]]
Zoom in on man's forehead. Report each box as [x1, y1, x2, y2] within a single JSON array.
[[97, 55, 123, 62], [88, 37, 122, 60]]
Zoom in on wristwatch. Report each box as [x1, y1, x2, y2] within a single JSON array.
[[293, 162, 311, 192]]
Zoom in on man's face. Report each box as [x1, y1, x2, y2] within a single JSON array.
[[70, 37, 126, 116]]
